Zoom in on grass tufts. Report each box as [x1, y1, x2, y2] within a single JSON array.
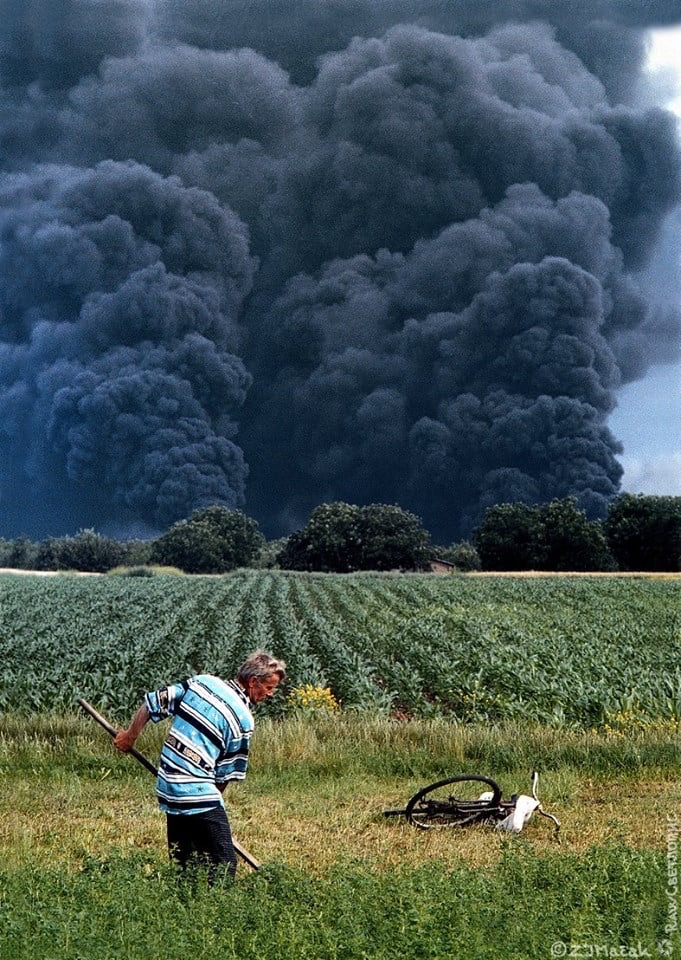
[[0, 846, 669, 960]]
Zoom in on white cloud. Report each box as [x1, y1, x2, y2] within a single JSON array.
[[646, 26, 681, 117], [618, 453, 681, 496]]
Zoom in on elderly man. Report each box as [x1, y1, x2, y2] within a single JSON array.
[[114, 649, 286, 880]]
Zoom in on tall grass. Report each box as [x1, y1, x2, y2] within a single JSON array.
[[1, 714, 678, 871], [3, 712, 680, 783], [250, 714, 681, 781]]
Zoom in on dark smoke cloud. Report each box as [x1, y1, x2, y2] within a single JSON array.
[[0, 161, 254, 532], [245, 186, 632, 534], [152, 0, 681, 99], [0, 0, 148, 89], [0, 1, 679, 539]]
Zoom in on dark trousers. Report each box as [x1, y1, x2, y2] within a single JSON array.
[[166, 806, 237, 882]]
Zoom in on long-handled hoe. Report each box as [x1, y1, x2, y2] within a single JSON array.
[[77, 697, 261, 871]]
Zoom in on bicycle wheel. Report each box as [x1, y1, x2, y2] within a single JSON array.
[[405, 775, 502, 829]]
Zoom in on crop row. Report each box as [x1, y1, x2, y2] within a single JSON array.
[[0, 571, 678, 726]]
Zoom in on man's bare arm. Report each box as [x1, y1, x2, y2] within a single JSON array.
[[113, 703, 151, 752]]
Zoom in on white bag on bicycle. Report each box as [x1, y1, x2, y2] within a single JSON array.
[[495, 794, 540, 832]]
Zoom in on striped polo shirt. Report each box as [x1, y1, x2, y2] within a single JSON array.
[[145, 674, 254, 815]]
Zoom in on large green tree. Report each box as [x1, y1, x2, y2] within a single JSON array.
[[150, 506, 264, 574], [604, 494, 681, 571], [473, 502, 546, 571], [539, 498, 614, 572], [473, 498, 613, 571], [278, 502, 363, 572], [358, 503, 430, 571], [53, 529, 126, 573], [278, 502, 430, 572], [0, 536, 38, 570]]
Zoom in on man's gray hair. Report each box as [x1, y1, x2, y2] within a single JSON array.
[[237, 649, 287, 684]]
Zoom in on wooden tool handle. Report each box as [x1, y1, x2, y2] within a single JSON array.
[[77, 697, 158, 775]]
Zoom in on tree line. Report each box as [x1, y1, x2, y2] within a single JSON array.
[[0, 494, 679, 575]]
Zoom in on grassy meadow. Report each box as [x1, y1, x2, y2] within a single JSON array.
[[0, 570, 679, 958]]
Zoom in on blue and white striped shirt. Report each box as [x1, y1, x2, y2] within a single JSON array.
[[145, 675, 254, 815]]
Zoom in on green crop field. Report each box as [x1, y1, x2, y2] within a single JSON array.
[[0, 570, 679, 959], [0, 569, 678, 725]]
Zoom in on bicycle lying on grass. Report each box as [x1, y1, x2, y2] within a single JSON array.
[[384, 771, 561, 835]]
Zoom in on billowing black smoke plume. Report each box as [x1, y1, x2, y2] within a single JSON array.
[[0, 0, 679, 540]]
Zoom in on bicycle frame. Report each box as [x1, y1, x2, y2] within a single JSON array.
[[384, 771, 560, 834]]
